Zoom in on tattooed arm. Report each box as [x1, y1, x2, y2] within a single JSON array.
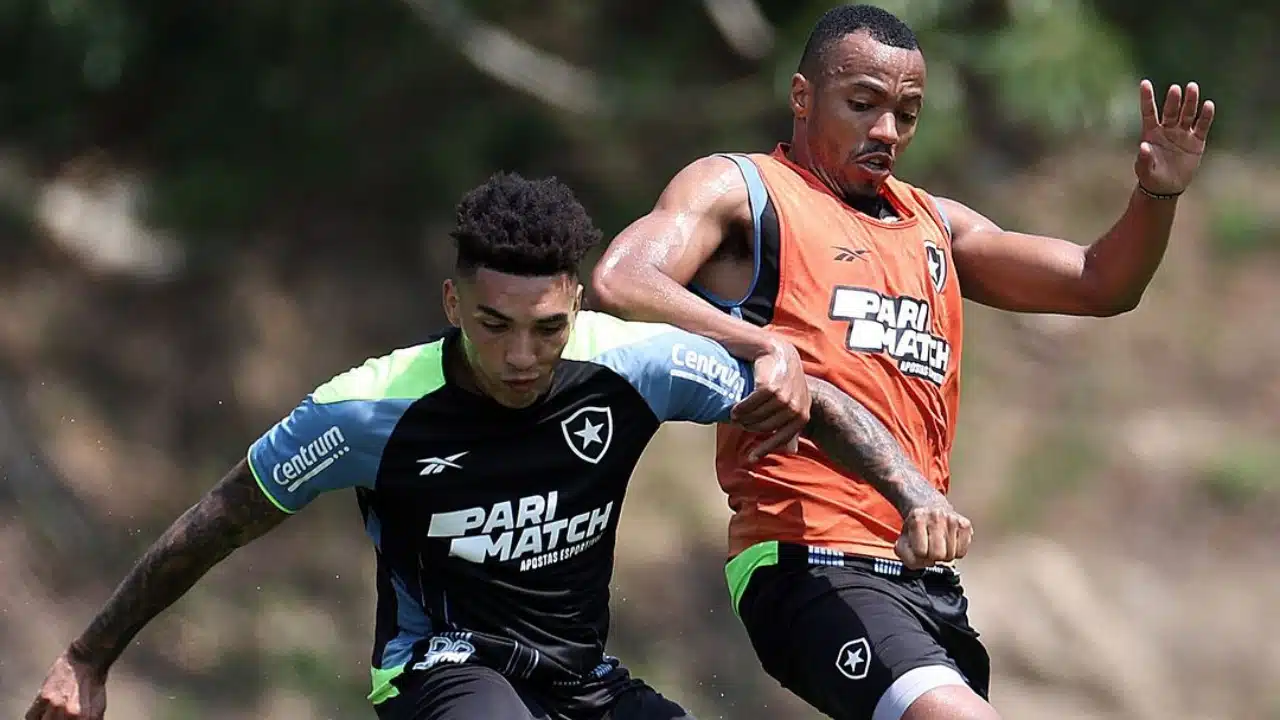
[[26, 460, 288, 720], [798, 378, 942, 518], [70, 459, 287, 674], [795, 377, 973, 569]]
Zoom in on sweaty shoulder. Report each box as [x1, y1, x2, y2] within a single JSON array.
[[657, 154, 753, 223], [561, 311, 754, 425], [246, 342, 448, 513]]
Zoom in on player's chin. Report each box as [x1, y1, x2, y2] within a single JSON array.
[[495, 380, 547, 408], [843, 171, 888, 197]]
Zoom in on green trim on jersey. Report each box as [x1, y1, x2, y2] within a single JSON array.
[[312, 341, 448, 405], [246, 462, 294, 514], [370, 665, 407, 704], [245, 340, 447, 516], [561, 311, 674, 362]]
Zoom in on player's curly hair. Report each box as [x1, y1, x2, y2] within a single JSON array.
[[798, 5, 918, 79], [451, 171, 602, 278]]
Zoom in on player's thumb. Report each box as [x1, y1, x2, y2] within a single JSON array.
[[1136, 141, 1156, 173]]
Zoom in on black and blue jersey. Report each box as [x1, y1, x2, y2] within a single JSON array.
[[246, 311, 754, 706]]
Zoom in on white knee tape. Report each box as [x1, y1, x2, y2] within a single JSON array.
[[871, 664, 969, 720]]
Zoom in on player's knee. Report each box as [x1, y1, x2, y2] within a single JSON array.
[[874, 666, 999, 720]]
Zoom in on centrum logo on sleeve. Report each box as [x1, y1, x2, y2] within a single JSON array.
[[669, 343, 747, 400], [272, 426, 350, 492]]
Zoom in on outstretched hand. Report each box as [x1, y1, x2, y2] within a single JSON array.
[[1135, 80, 1215, 196]]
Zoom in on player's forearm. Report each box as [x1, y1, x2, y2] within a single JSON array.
[[1082, 187, 1179, 313], [591, 259, 777, 360], [803, 377, 944, 518], [68, 460, 286, 675]]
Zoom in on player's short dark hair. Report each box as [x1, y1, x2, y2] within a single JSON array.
[[798, 4, 918, 78], [451, 171, 601, 278]]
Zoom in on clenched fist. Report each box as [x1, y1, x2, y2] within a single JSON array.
[[894, 502, 973, 570]]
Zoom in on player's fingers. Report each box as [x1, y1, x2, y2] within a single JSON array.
[[926, 512, 949, 562], [1136, 142, 1155, 175], [735, 395, 791, 430], [1160, 84, 1182, 126], [1193, 100, 1216, 139], [1178, 82, 1200, 128], [942, 514, 963, 562], [895, 533, 923, 570], [953, 515, 973, 560], [747, 418, 806, 462], [1138, 79, 1158, 129], [742, 404, 802, 434], [746, 431, 789, 464], [903, 513, 928, 560], [730, 387, 774, 420]]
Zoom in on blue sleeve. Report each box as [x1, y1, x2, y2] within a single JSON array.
[[591, 329, 755, 424], [246, 396, 385, 513]]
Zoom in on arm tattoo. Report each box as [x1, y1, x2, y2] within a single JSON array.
[[67, 458, 288, 675], [803, 377, 947, 518]]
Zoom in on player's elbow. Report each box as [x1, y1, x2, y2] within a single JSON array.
[[1098, 295, 1141, 316], [589, 256, 641, 315], [1077, 272, 1145, 316], [1087, 287, 1143, 316]]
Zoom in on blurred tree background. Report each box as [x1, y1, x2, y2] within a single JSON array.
[[2, 1, 1279, 718]]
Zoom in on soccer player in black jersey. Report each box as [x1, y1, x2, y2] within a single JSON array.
[[27, 172, 960, 720]]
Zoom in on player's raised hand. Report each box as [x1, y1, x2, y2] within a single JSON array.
[[25, 651, 106, 720], [736, 338, 810, 461], [894, 501, 973, 571], [1135, 80, 1215, 196]]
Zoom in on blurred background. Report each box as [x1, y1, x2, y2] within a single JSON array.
[[2, 0, 1278, 717]]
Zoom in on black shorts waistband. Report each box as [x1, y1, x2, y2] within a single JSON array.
[[773, 542, 958, 579]]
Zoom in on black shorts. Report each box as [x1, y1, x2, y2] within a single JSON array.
[[374, 661, 694, 720], [736, 544, 990, 720]]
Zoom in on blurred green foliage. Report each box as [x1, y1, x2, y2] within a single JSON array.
[[0, 0, 1272, 252], [3, 3, 1276, 716]]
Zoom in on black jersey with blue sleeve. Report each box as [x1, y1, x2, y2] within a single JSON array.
[[245, 311, 752, 708]]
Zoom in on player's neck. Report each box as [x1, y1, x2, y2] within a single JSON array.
[[783, 139, 842, 199], [783, 140, 896, 220]]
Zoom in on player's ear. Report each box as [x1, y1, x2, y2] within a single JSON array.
[[790, 73, 810, 119], [442, 278, 461, 327], [573, 283, 583, 313]]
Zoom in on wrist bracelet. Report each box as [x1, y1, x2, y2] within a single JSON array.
[[1139, 184, 1182, 200]]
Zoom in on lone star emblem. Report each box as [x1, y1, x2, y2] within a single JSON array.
[[924, 240, 947, 294], [560, 406, 614, 464], [574, 418, 604, 447], [835, 637, 871, 680]]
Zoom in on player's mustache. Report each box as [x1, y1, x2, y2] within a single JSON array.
[[850, 142, 894, 160]]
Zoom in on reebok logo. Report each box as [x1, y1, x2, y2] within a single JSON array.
[[426, 491, 614, 571], [271, 426, 349, 492], [418, 451, 467, 476], [832, 245, 869, 262], [669, 343, 747, 400]]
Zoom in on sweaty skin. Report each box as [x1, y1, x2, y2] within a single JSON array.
[[594, 25, 1214, 720], [597, 32, 1214, 324]]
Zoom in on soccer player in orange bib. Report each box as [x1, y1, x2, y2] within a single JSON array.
[[592, 5, 1215, 719]]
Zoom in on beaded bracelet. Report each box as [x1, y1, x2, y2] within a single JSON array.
[[1138, 184, 1182, 200]]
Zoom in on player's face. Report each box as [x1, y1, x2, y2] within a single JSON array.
[[443, 268, 580, 409], [792, 31, 925, 198]]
